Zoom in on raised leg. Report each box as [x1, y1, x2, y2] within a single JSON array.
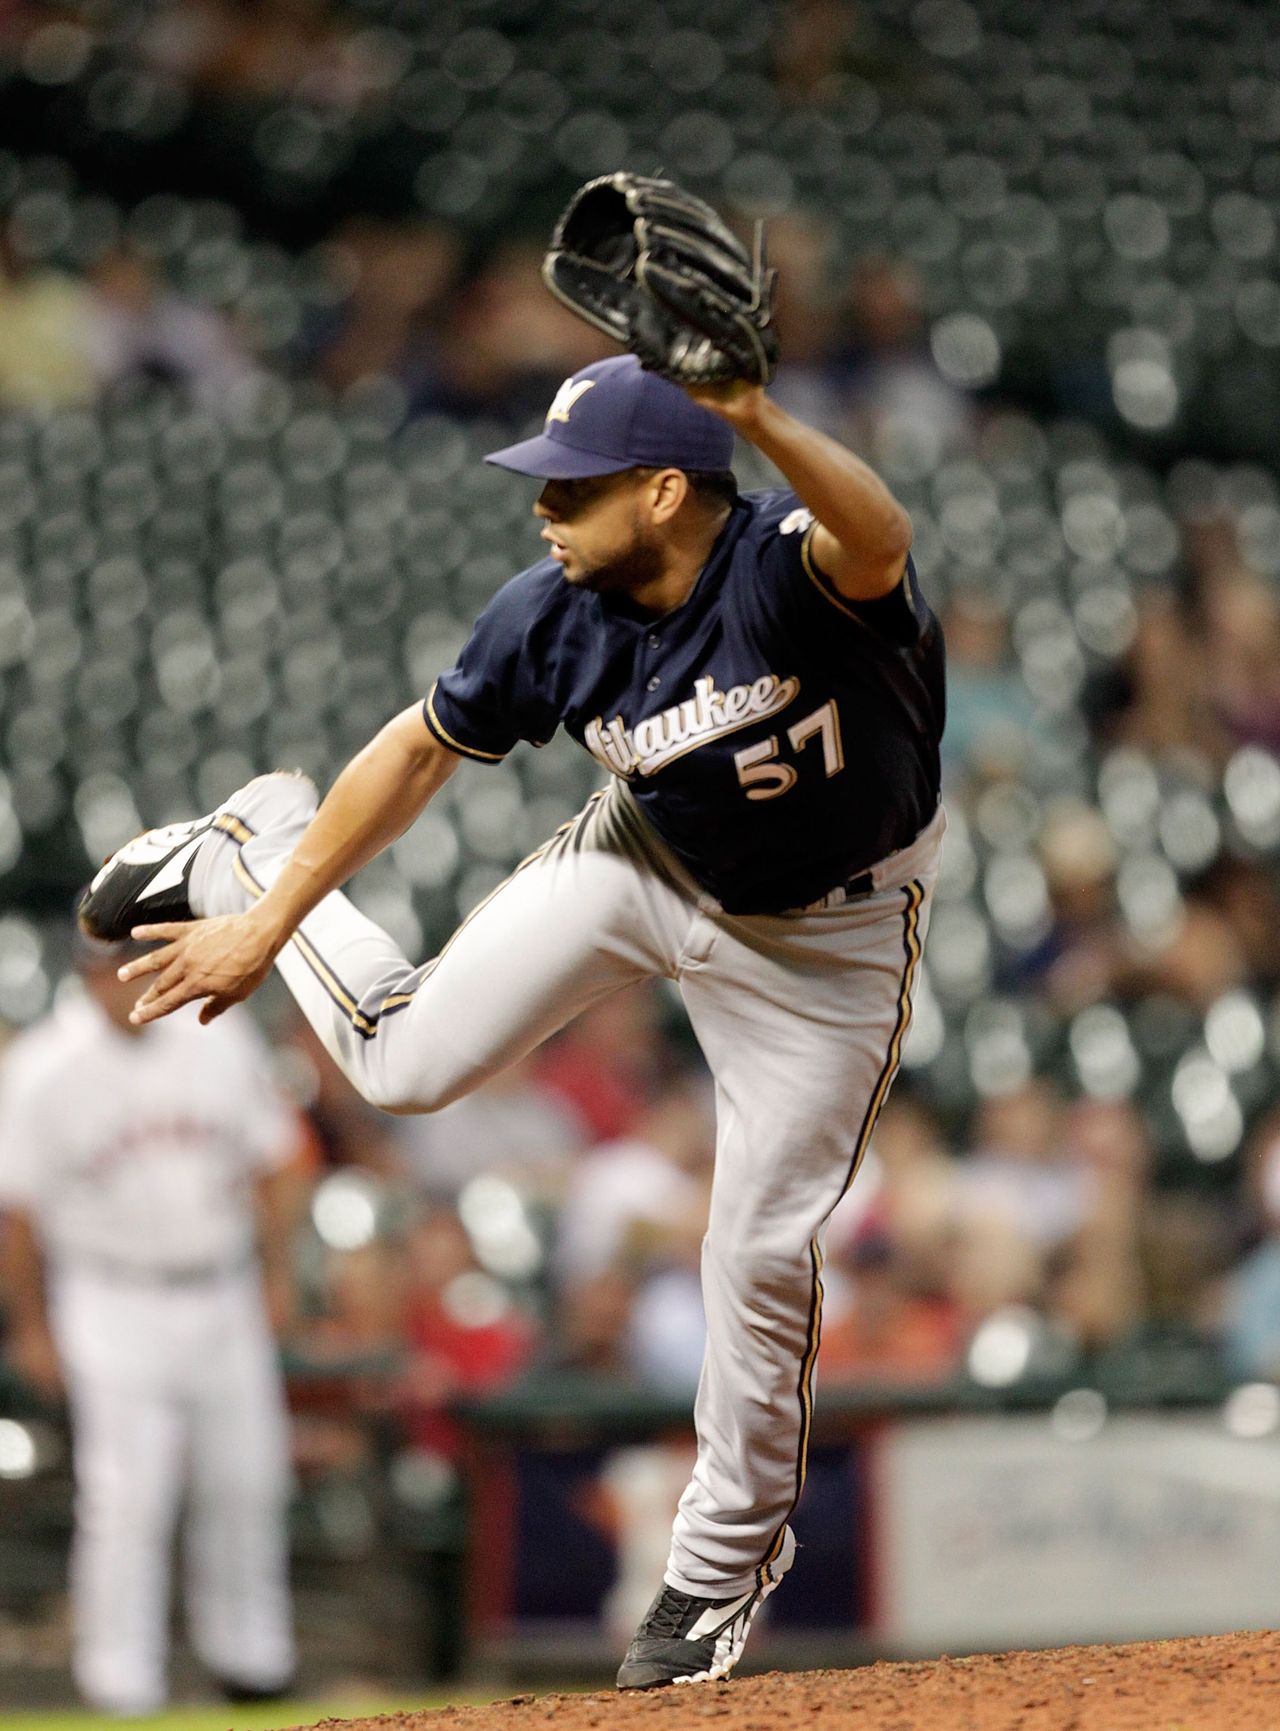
[[191, 779, 687, 1115]]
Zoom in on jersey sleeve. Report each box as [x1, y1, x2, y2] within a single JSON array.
[[754, 491, 935, 648], [424, 573, 559, 763]]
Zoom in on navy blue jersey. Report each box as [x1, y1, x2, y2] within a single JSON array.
[[424, 488, 945, 915]]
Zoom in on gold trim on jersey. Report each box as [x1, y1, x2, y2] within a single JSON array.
[[425, 682, 509, 763], [758, 876, 925, 1580], [799, 520, 908, 622]]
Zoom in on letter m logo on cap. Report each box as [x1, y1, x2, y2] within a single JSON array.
[[546, 377, 596, 425]]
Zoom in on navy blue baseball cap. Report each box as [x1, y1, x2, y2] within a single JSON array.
[[484, 355, 735, 479]]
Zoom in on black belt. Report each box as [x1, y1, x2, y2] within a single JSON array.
[[796, 866, 877, 913]]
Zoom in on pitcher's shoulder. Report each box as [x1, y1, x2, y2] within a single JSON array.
[[738, 487, 810, 541]]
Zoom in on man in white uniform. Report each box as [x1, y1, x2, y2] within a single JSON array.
[[0, 927, 299, 1714]]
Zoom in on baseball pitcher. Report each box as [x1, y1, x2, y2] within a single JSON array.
[[79, 176, 945, 1688]]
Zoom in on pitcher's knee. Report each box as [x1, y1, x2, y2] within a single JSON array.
[[357, 1068, 435, 1115], [355, 1055, 473, 1116], [337, 1006, 501, 1115], [703, 1228, 813, 1301]]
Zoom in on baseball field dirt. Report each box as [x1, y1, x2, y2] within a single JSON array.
[[300, 1630, 1280, 1731]]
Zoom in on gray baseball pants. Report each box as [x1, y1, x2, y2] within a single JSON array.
[[194, 776, 942, 1597]]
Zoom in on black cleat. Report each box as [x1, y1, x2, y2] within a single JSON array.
[[77, 773, 318, 944], [78, 775, 320, 941], [77, 815, 218, 942], [213, 1673, 296, 1705], [616, 1527, 794, 1689]]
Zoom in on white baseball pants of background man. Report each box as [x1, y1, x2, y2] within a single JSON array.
[[51, 1267, 294, 1714], [194, 776, 941, 1596]]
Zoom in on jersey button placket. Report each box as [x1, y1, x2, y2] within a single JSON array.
[[643, 627, 661, 691]]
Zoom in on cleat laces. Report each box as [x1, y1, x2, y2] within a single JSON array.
[[645, 1587, 700, 1637]]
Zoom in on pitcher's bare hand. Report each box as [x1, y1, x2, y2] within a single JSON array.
[[119, 908, 285, 1026], [680, 378, 767, 429]]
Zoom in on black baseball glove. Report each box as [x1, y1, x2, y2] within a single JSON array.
[[543, 172, 779, 386]]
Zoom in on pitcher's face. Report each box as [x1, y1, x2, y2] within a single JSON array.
[[533, 470, 667, 596]]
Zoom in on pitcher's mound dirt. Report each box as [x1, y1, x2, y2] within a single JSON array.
[[309, 1630, 1280, 1731]]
